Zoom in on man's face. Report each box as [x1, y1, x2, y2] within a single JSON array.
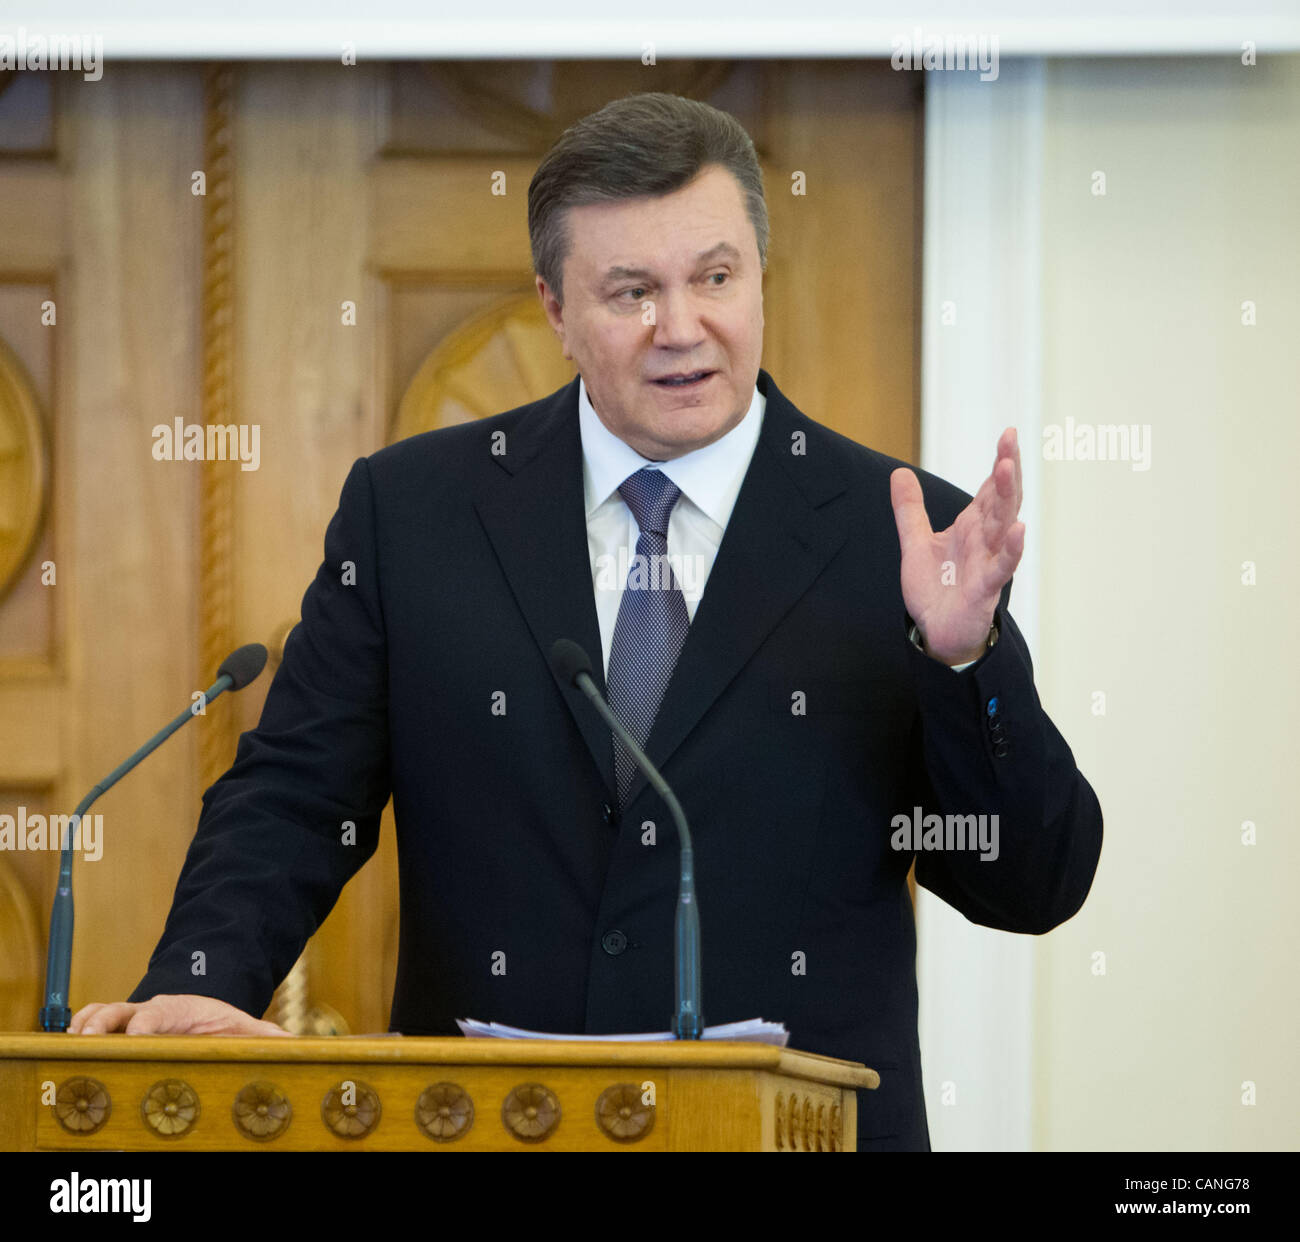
[[536, 163, 764, 461]]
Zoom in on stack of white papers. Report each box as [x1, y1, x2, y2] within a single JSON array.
[[457, 1017, 788, 1045]]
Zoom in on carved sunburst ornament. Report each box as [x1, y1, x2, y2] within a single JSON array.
[[0, 337, 47, 603], [393, 294, 575, 442]]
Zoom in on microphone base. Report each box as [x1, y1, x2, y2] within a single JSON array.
[[673, 1014, 704, 1040], [40, 1005, 71, 1033]]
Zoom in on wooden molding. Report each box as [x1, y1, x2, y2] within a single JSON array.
[[198, 63, 239, 791]]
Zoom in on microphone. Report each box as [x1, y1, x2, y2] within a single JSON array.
[[39, 643, 269, 1032], [550, 638, 703, 1040], [215, 642, 268, 691]]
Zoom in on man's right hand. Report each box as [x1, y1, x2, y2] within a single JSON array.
[[69, 994, 292, 1036]]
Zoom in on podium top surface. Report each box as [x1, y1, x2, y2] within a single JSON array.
[[0, 1033, 879, 1089]]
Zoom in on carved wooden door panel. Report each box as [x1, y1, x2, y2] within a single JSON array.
[[0, 60, 920, 1036]]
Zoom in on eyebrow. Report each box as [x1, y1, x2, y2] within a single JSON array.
[[600, 242, 742, 287]]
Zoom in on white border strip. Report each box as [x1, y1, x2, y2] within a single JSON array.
[[1, 19, 1298, 59]]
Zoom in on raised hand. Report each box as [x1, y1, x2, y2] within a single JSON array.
[[889, 428, 1024, 666]]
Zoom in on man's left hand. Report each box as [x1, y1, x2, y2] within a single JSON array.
[[890, 428, 1025, 666]]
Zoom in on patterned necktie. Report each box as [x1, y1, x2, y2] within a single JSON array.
[[606, 467, 690, 810]]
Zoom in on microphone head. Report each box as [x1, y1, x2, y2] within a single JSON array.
[[216, 642, 268, 691], [549, 638, 593, 687]]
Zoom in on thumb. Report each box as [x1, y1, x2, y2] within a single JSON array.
[[890, 467, 932, 548], [251, 1019, 294, 1037]]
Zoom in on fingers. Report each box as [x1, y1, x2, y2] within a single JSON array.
[[68, 1002, 104, 1033], [70, 1002, 140, 1034], [1007, 427, 1023, 509], [982, 520, 1025, 595], [976, 430, 1022, 553], [68, 994, 294, 1037], [124, 1004, 172, 1035], [996, 426, 1022, 512]]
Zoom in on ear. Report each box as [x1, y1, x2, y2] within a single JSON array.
[[536, 275, 561, 327], [536, 275, 573, 360]]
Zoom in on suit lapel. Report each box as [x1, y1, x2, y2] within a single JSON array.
[[625, 369, 850, 808], [473, 376, 617, 797], [473, 368, 851, 811]]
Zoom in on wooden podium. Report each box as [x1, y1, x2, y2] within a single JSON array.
[[0, 1033, 878, 1152]]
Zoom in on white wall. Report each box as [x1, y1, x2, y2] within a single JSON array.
[[921, 53, 1300, 1151]]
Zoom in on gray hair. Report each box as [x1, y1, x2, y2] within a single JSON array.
[[528, 92, 768, 306]]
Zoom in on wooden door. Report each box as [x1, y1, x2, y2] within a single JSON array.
[[0, 59, 921, 1035]]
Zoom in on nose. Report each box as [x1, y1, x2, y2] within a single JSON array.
[[649, 288, 707, 351]]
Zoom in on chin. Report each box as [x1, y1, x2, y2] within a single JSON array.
[[649, 415, 735, 457]]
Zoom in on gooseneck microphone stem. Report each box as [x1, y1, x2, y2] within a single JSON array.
[[551, 639, 703, 1040], [40, 645, 267, 1033]]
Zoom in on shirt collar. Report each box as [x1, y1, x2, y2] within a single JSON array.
[[578, 374, 765, 529]]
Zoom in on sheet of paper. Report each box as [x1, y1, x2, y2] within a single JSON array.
[[456, 1017, 789, 1046]]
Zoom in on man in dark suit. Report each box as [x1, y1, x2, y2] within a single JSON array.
[[72, 93, 1102, 1152]]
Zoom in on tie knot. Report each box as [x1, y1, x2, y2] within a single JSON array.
[[618, 467, 681, 536]]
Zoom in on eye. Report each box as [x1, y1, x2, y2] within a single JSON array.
[[618, 287, 648, 301], [707, 271, 730, 287]]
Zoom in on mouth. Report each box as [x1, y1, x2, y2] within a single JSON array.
[[649, 369, 717, 390]]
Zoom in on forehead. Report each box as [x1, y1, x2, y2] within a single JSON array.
[[564, 165, 753, 275]]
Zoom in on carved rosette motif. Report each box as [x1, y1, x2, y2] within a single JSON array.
[[415, 1082, 474, 1143], [321, 1080, 381, 1139], [232, 1081, 291, 1142], [595, 1083, 655, 1143], [501, 1083, 560, 1143], [142, 1079, 200, 1138], [54, 1076, 111, 1135]]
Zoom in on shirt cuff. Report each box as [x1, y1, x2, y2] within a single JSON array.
[[907, 620, 995, 672]]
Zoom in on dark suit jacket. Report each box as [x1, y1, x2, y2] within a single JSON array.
[[132, 367, 1103, 1151]]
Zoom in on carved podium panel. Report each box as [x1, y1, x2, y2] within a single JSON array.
[[0, 1034, 877, 1152]]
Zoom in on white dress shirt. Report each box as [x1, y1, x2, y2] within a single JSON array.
[[579, 374, 764, 675], [578, 374, 979, 675]]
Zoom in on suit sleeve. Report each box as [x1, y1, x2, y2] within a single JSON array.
[[904, 575, 1103, 934], [128, 457, 391, 1016]]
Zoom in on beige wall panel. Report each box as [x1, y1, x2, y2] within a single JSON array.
[[1033, 55, 1300, 1152]]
